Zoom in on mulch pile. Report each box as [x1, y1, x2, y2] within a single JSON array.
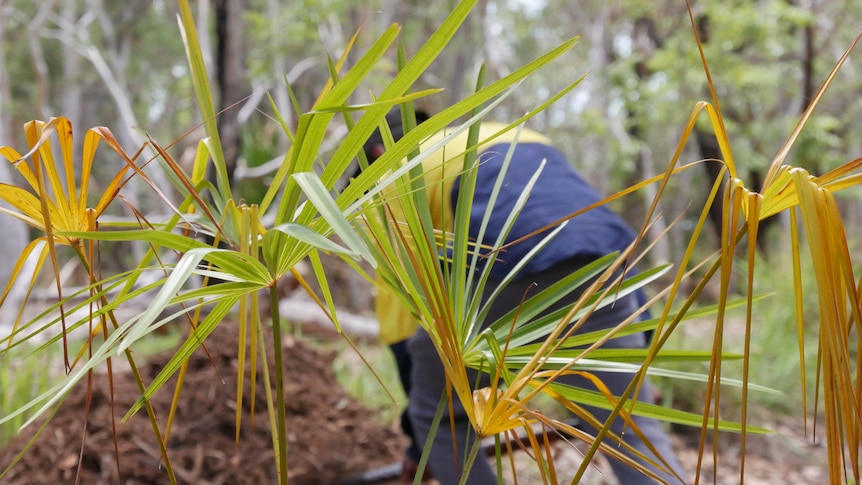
[[0, 323, 405, 484]]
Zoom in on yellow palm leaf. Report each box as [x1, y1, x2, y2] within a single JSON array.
[[0, 117, 139, 346], [0, 117, 136, 244], [671, 13, 862, 481], [0, 185, 50, 231]]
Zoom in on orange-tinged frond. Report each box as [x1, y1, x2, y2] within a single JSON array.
[[0, 238, 48, 345], [692, 177, 748, 484], [541, 415, 661, 484], [23, 119, 75, 227], [473, 388, 529, 436], [820, 172, 862, 194], [686, 0, 737, 179], [700, 103, 737, 179], [0, 182, 87, 245], [93, 158, 134, 217], [537, 374, 672, 484], [373, 197, 478, 417], [145, 134, 221, 241], [22, 120, 44, 168], [11, 239, 51, 339], [55, 117, 76, 207], [79, 128, 101, 215], [0, 116, 149, 358], [757, 166, 799, 218], [816, 156, 862, 186], [0, 184, 51, 231], [763, 32, 862, 188], [90, 127, 168, 220], [739, 190, 763, 482], [0, 146, 38, 190], [747, 161, 862, 222], [0, 206, 43, 232], [789, 169, 862, 483], [788, 209, 810, 429], [0, 118, 140, 246]]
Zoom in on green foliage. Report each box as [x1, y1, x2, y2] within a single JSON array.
[[657, 249, 824, 417], [742, 250, 823, 413], [332, 342, 406, 425], [0, 346, 57, 447], [245, 0, 332, 80]]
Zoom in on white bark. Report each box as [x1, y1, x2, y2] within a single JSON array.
[[60, 1, 83, 155], [48, 2, 174, 219], [196, 0, 214, 102], [277, 296, 379, 340], [26, 1, 56, 119]]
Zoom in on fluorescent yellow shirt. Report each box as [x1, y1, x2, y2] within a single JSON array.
[[376, 122, 550, 344]]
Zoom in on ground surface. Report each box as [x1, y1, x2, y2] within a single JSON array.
[[0, 320, 832, 485], [0, 323, 405, 485]]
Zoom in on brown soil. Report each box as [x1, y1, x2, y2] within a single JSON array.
[[0, 323, 405, 485], [0, 315, 833, 485]]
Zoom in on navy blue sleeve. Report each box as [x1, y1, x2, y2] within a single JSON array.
[[451, 143, 637, 279]]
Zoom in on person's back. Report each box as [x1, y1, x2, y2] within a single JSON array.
[[363, 111, 684, 484]]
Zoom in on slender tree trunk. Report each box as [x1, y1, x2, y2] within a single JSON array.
[[695, 129, 728, 239], [215, 0, 246, 186], [622, 16, 671, 263]]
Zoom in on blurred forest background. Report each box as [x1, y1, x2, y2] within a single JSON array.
[[2, 0, 862, 286]]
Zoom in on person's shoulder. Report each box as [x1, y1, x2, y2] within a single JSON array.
[[478, 121, 551, 147], [421, 120, 552, 155]]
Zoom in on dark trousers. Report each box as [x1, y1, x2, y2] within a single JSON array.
[[404, 256, 684, 484], [389, 340, 422, 462]]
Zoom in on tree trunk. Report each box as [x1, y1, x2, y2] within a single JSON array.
[[215, 0, 246, 186], [695, 129, 729, 241], [623, 17, 672, 264]]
